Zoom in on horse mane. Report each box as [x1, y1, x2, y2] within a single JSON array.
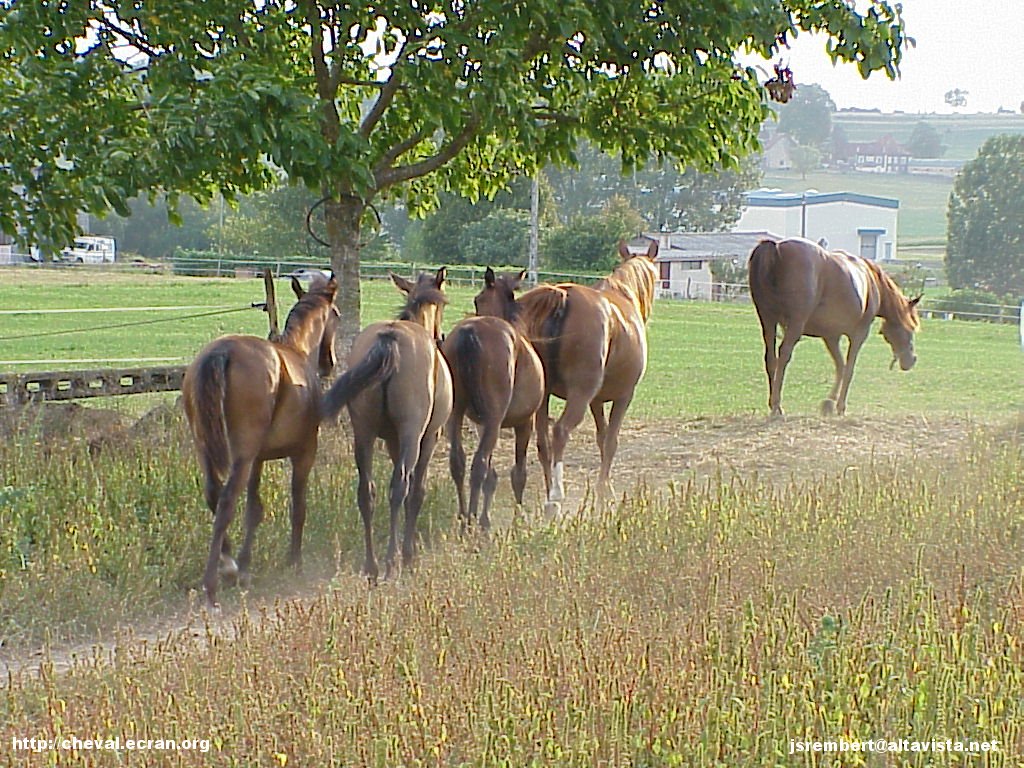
[[516, 285, 569, 340], [863, 258, 920, 330], [398, 286, 449, 321], [281, 281, 335, 341], [594, 256, 657, 321]]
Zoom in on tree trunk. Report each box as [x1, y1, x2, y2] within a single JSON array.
[[325, 196, 364, 359]]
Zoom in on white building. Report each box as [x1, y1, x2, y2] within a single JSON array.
[[631, 230, 781, 301], [734, 189, 899, 261]]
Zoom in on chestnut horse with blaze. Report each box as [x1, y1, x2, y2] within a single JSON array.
[[517, 240, 659, 511], [182, 273, 340, 607], [748, 237, 920, 417]]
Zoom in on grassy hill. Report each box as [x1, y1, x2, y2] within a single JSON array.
[[834, 111, 1024, 161]]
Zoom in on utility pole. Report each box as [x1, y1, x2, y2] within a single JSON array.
[[528, 175, 539, 286]]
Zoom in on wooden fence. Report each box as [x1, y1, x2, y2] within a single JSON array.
[[0, 365, 186, 406]]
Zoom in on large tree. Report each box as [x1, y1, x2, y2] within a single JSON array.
[[0, 1, 907, 346], [775, 82, 836, 148], [946, 134, 1024, 295]]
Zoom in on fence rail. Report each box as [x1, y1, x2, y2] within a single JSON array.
[[0, 366, 185, 406]]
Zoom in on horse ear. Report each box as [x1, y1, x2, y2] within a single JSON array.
[[325, 275, 339, 296], [645, 239, 659, 260], [617, 240, 631, 260], [435, 266, 447, 289], [909, 294, 922, 307], [484, 266, 496, 287], [291, 276, 305, 299], [390, 271, 414, 294], [509, 269, 527, 290]]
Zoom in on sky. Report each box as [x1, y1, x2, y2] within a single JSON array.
[[747, 0, 1024, 115]]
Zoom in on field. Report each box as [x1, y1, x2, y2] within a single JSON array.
[[833, 112, 1024, 162], [2, 269, 1024, 765]]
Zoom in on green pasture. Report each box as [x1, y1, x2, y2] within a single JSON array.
[[1, 269, 1022, 420], [834, 112, 1024, 162]]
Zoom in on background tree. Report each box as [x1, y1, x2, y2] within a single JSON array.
[[0, 2, 908, 347], [789, 145, 822, 179], [542, 196, 644, 273], [906, 121, 947, 158], [944, 88, 969, 109], [946, 134, 1024, 295], [776, 83, 836, 148]]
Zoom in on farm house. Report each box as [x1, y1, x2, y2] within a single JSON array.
[[734, 189, 899, 261]]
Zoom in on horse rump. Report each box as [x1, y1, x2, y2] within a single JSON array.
[[322, 330, 400, 419], [748, 239, 781, 294]]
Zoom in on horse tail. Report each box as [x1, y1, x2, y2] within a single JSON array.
[[748, 239, 780, 292], [518, 286, 569, 389], [450, 324, 489, 421], [322, 330, 400, 420], [190, 351, 230, 479]]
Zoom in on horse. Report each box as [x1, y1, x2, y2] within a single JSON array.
[[322, 268, 452, 582], [516, 239, 659, 511], [441, 267, 545, 531], [182, 272, 340, 608], [748, 237, 921, 417]]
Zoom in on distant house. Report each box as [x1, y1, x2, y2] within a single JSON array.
[[761, 133, 797, 171], [734, 189, 898, 261], [629, 230, 782, 300], [848, 135, 911, 173]]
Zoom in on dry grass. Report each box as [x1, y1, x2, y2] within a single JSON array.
[[2, 419, 1023, 766]]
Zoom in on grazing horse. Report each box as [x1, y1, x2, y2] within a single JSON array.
[[748, 237, 921, 417], [182, 273, 340, 607], [442, 267, 545, 531], [517, 240, 659, 510], [322, 268, 452, 581]]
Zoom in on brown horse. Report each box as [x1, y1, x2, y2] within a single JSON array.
[[442, 267, 545, 530], [182, 273, 340, 607], [516, 240, 659, 511], [748, 237, 921, 417], [322, 268, 452, 581]]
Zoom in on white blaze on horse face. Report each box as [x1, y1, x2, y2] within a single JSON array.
[[549, 461, 565, 501]]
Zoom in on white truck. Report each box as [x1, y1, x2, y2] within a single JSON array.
[[60, 235, 116, 264]]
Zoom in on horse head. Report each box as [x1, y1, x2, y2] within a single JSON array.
[[881, 294, 921, 371], [475, 266, 526, 322], [392, 267, 449, 341]]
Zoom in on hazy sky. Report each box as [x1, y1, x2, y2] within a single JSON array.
[[748, 0, 1023, 114]]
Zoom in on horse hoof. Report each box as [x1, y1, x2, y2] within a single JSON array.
[[543, 501, 561, 519], [820, 399, 836, 417], [218, 554, 239, 581], [237, 571, 252, 590]]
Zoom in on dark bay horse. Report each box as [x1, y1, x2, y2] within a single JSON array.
[[748, 237, 921, 417], [182, 273, 340, 607], [441, 267, 545, 530], [322, 268, 452, 582], [516, 240, 659, 511]]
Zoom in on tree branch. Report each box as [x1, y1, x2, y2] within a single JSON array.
[[373, 130, 430, 174], [95, 17, 163, 60], [375, 116, 481, 190], [359, 69, 403, 139]]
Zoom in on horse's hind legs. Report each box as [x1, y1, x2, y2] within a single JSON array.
[[236, 461, 265, 587], [354, 435, 379, 584], [287, 447, 317, 572], [510, 421, 532, 506], [448, 411, 469, 530], [202, 458, 253, 608]]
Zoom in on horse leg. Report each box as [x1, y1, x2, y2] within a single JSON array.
[[402, 427, 439, 569], [548, 392, 593, 503], [200, 454, 236, 582], [510, 419, 533, 506], [535, 395, 553, 498], [835, 328, 870, 416], [760, 320, 780, 415], [482, 463, 499, 530], [821, 336, 845, 417], [470, 420, 501, 532], [386, 432, 420, 579], [770, 323, 804, 418], [596, 396, 632, 501], [202, 457, 254, 608], [287, 443, 317, 571], [354, 432, 379, 583], [235, 460, 265, 586], [590, 401, 608, 472], [447, 408, 469, 531]]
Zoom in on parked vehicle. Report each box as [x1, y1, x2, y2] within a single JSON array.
[[60, 235, 116, 264]]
